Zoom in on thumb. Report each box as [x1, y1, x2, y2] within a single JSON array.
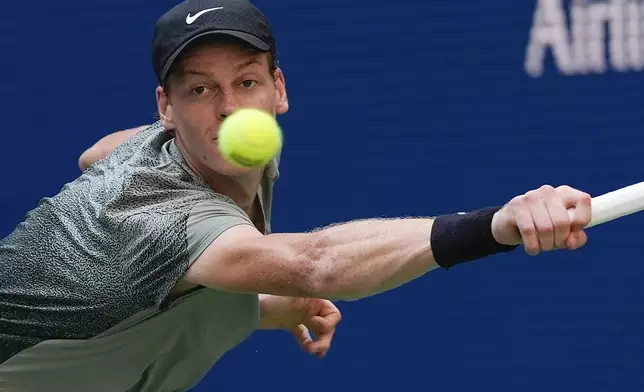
[[305, 316, 334, 335], [290, 324, 313, 348], [565, 230, 588, 250]]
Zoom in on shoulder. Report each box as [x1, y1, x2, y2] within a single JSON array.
[[79, 124, 211, 215], [185, 197, 254, 265]]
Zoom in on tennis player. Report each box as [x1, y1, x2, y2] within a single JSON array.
[[0, 0, 593, 391]]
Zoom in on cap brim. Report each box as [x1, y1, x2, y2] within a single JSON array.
[[160, 30, 272, 82]]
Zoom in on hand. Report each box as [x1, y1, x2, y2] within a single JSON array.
[[491, 185, 592, 256], [259, 295, 342, 358]]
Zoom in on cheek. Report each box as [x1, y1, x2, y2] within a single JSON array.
[[248, 88, 276, 112], [204, 127, 219, 142], [174, 112, 215, 146], [176, 104, 217, 134], [193, 128, 219, 163]]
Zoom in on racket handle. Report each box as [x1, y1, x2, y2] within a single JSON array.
[[567, 181, 644, 229]]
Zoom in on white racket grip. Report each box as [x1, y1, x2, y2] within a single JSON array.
[[567, 181, 644, 229]]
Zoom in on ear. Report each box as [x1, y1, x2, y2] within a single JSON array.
[[273, 68, 289, 115], [156, 86, 177, 131]]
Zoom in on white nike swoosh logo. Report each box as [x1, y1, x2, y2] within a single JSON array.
[[186, 7, 224, 24]]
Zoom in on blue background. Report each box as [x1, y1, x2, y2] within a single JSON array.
[[1, 1, 644, 391]]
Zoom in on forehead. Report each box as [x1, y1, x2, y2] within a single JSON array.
[[180, 42, 267, 70]]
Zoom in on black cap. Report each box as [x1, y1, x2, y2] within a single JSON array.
[[152, 0, 276, 83]]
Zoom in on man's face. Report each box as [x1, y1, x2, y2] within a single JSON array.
[[157, 40, 288, 176]]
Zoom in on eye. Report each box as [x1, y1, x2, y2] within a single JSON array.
[[240, 80, 257, 88], [191, 86, 208, 95]]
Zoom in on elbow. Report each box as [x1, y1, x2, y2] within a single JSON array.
[[300, 232, 356, 301], [301, 232, 331, 297], [78, 146, 106, 172], [78, 148, 97, 171]]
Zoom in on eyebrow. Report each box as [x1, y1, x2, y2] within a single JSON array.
[[233, 57, 262, 72]]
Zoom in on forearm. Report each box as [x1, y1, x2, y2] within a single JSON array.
[[305, 206, 518, 300], [188, 209, 514, 300], [307, 218, 438, 300]]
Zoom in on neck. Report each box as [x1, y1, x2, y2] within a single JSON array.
[[175, 140, 262, 213], [204, 170, 262, 212]]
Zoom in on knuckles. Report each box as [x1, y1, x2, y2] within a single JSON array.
[[579, 192, 592, 205], [539, 184, 556, 193], [555, 184, 573, 193], [552, 217, 570, 230]]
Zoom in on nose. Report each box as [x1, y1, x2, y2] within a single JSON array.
[[217, 89, 239, 122]]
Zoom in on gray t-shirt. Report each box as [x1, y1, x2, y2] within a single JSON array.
[[0, 122, 279, 391]]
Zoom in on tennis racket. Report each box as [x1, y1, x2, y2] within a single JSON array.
[[568, 181, 644, 228]]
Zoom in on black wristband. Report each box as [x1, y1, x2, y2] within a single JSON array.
[[430, 206, 519, 269]]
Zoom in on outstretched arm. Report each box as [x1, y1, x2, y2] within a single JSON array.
[[184, 185, 592, 301], [78, 125, 149, 171]]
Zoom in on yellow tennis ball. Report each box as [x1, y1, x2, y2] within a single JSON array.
[[218, 108, 283, 168]]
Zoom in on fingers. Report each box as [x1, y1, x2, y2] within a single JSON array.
[[291, 324, 313, 348], [318, 303, 342, 327], [509, 185, 592, 255], [528, 192, 555, 253], [293, 320, 333, 358], [297, 302, 342, 358], [543, 190, 572, 249], [513, 202, 539, 255], [305, 316, 335, 358], [565, 230, 588, 250], [556, 185, 592, 232]]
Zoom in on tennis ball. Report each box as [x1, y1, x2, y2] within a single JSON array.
[[218, 108, 283, 168]]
